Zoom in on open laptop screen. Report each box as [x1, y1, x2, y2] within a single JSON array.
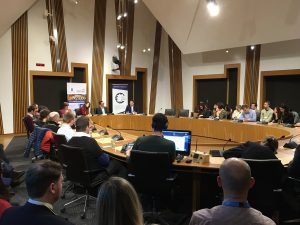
[[162, 130, 191, 156]]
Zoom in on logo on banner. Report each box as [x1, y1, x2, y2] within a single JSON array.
[[115, 93, 126, 104]]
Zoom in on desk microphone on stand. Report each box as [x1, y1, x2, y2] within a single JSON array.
[[283, 134, 300, 149], [107, 125, 124, 141]]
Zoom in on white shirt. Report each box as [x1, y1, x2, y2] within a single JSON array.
[[57, 123, 74, 141], [72, 131, 90, 138], [101, 107, 106, 115], [28, 198, 53, 211]]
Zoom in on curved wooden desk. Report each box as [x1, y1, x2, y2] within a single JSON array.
[[91, 115, 299, 210]]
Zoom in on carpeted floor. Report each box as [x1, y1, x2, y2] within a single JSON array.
[[5, 136, 191, 225]]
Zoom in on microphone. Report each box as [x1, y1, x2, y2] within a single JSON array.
[[99, 127, 109, 135], [222, 138, 232, 151], [195, 139, 198, 152], [283, 134, 300, 149], [107, 125, 124, 141]]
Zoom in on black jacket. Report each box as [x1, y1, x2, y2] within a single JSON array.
[[0, 202, 74, 225], [94, 107, 109, 115], [288, 145, 300, 179], [125, 105, 138, 114], [43, 121, 59, 133], [132, 135, 176, 163]]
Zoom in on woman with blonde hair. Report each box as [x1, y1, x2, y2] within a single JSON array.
[[96, 177, 143, 225]]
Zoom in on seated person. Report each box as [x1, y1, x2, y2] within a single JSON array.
[[189, 158, 275, 225], [35, 109, 50, 127], [43, 112, 60, 133], [224, 105, 232, 119], [23, 105, 36, 134], [0, 160, 74, 225], [0, 144, 25, 187], [200, 103, 212, 118], [223, 136, 278, 159], [214, 102, 227, 120], [279, 104, 294, 124], [251, 102, 260, 121], [291, 110, 299, 124], [272, 106, 281, 123], [125, 100, 138, 114], [68, 116, 127, 181], [94, 101, 109, 115], [128, 113, 176, 163], [79, 102, 91, 116], [260, 101, 273, 123], [288, 145, 300, 179], [0, 166, 11, 217], [239, 105, 257, 122], [96, 177, 143, 225], [231, 105, 242, 120], [59, 102, 72, 117], [57, 112, 75, 142]]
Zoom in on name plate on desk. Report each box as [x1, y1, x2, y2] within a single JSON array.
[[190, 151, 210, 163]]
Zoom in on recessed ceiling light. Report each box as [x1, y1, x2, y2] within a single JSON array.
[[120, 45, 125, 50], [226, 50, 229, 53], [207, 0, 219, 17], [117, 44, 121, 49], [123, 12, 128, 17], [147, 48, 151, 52], [134, 0, 138, 4], [250, 45, 255, 50], [117, 14, 122, 20], [142, 49, 146, 53]]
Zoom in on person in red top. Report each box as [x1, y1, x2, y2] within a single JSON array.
[[79, 102, 91, 116]]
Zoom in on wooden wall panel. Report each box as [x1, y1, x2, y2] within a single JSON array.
[[0, 104, 3, 135], [45, 0, 68, 72], [115, 0, 135, 75], [12, 12, 28, 133], [149, 22, 162, 114], [91, 0, 107, 109], [243, 45, 261, 105], [168, 36, 183, 111]]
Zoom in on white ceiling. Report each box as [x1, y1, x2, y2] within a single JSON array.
[[143, 0, 300, 54], [0, 0, 38, 37]]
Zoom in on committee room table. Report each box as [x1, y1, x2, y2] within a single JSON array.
[[90, 114, 299, 210]]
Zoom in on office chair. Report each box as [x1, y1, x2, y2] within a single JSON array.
[[165, 109, 176, 117], [178, 109, 189, 118], [128, 150, 176, 225], [59, 144, 106, 219], [53, 133, 67, 164], [243, 159, 284, 219]]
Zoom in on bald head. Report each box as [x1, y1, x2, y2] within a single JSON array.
[[219, 158, 252, 194]]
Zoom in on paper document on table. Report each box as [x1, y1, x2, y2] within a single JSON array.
[[97, 138, 112, 144], [91, 133, 101, 138], [114, 146, 123, 152]]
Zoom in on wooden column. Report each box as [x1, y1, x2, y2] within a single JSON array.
[[91, 0, 107, 110], [0, 104, 3, 134], [168, 36, 183, 111], [12, 12, 28, 133], [149, 22, 162, 114], [243, 45, 261, 105], [115, 0, 135, 75], [45, 0, 69, 72]]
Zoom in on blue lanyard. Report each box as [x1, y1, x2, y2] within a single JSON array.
[[223, 201, 250, 208]]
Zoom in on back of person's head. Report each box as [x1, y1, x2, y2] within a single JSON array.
[[96, 177, 143, 225], [25, 160, 62, 199], [63, 112, 75, 123], [262, 136, 278, 153], [152, 113, 168, 132], [39, 109, 50, 120], [27, 105, 35, 113], [76, 116, 90, 132], [219, 158, 252, 194], [49, 111, 59, 122]]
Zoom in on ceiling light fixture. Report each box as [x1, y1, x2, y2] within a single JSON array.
[[120, 45, 125, 50], [226, 50, 229, 53], [123, 12, 128, 17], [250, 45, 255, 50], [147, 48, 151, 52], [117, 43, 121, 49], [207, 0, 220, 17], [117, 14, 122, 20], [134, 0, 138, 4]]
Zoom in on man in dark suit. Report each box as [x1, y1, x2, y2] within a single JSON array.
[[94, 100, 109, 115], [0, 160, 74, 225], [128, 113, 176, 163], [67, 116, 127, 180], [125, 100, 138, 114], [23, 105, 36, 134]]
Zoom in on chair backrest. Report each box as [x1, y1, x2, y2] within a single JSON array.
[[243, 158, 284, 216], [22, 117, 30, 138], [178, 109, 189, 117], [59, 144, 91, 185], [129, 150, 172, 194], [165, 109, 176, 116], [53, 133, 67, 149]]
